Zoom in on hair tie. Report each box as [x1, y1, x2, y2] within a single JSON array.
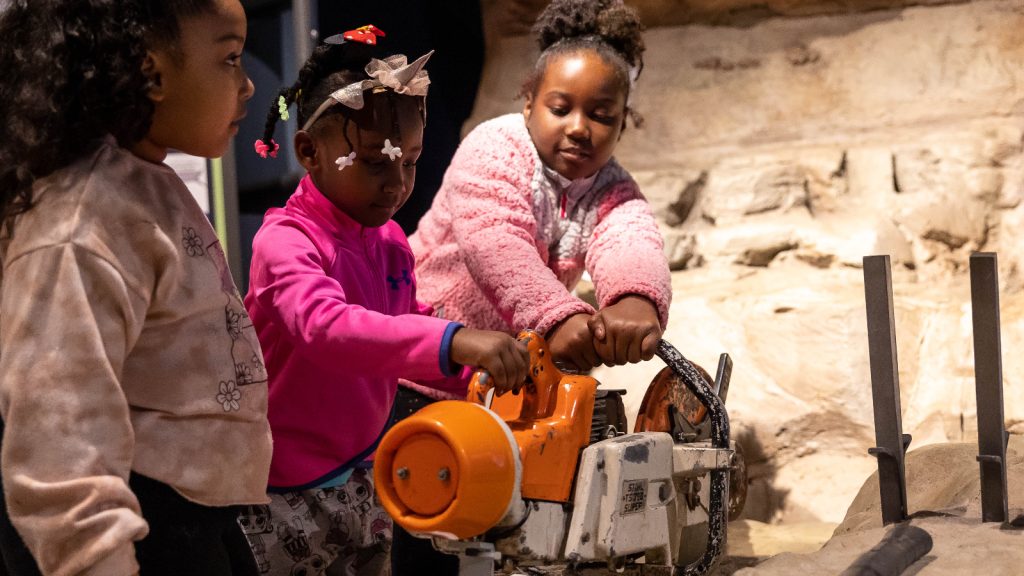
[[254, 139, 279, 159], [277, 96, 290, 121]]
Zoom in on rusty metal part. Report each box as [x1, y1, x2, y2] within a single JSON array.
[[634, 362, 714, 436], [862, 255, 910, 526], [728, 442, 747, 522], [969, 253, 1009, 523]]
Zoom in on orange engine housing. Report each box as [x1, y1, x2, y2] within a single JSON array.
[[465, 331, 598, 503], [375, 331, 598, 540]]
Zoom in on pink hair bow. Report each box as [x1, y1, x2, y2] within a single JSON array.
[[254, 139, 279, 159]]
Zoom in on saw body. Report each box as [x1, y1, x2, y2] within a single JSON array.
[[375, 332, 738, 575]]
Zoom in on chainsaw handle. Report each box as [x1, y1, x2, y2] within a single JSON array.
[[654, 340, 730, 450], [466, 331, 563, 419], [655, 340, 731, 576]]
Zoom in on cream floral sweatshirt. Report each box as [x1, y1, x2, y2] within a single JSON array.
[[0, 139, 272, 576]]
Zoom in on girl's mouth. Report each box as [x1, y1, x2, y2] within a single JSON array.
[[559, 147, 590, 161]]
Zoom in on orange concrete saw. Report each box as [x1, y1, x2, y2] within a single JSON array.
[[374, 331, 740, 576]]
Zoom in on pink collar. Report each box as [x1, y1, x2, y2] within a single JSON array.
[[294, 174, 367, 239]]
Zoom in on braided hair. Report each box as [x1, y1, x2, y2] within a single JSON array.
[[260, 41, 427, 156], [522, 0, 645, 125], [0, 0, 217, 236]]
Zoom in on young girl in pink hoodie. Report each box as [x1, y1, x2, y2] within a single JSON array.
[[409, 0, 671, 374], [241, 31, 528, 576]]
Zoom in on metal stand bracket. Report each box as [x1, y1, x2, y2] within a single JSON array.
[[863, 255, 910, 525], [969, 253, 1009, 523]]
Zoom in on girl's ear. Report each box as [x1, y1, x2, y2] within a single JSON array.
[[522, 92, 534, 122], [294, 131, 319, 171], [141, 51, 167, 103]]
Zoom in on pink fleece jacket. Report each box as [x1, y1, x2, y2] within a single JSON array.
[[410, 113, 671, 337], [245, 176, 463, 490]]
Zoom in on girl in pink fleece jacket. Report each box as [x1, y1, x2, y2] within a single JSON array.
[[410, 0, 672, 374], [242, 33, 527, 576]]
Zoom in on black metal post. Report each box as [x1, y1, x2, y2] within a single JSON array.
[[863, 255, 910, 525], [969, 253, 1009, 523]]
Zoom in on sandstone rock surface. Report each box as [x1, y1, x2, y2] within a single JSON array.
[[736, 437, 1024, 574]]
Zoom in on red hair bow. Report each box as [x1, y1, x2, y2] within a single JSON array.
[[324, 24, 386, 46]]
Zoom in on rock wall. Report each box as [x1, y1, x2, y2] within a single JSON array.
[[481, 0, 971, 33], [473, 0, 1024, 524]]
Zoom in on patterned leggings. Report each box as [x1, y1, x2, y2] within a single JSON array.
[[237, 469, 392, 576]]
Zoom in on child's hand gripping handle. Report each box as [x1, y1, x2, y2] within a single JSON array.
[[467, 330, 562, 419], [450, 327, 529, 397]]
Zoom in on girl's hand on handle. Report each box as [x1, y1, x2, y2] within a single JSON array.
[[547, 313, 601, 372], [450, 328, 529, 394], [588, 295, 662, 366]]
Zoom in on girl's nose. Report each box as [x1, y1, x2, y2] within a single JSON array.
[[566, 112, 590, 140], [241, 72, 255, 102], [383, 163, 408, 195]]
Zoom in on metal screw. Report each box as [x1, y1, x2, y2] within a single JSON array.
[[438, 467, 450, 481], [396, 467, 409, 480]]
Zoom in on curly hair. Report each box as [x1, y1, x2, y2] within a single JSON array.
[[260, 41, 427, 155], [0, 0, 216, 235], [521, 0, 645, 123]]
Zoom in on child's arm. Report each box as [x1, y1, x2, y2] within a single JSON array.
[[585, 180, 672, 366], [442, 120, 594, 335], [250, 223, 518, 384], [0, 245, 149, 576], [409, 278, 528, 393]]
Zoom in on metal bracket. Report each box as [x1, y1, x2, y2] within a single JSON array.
[[713, 353, 732, 403], [969, 253, 1009, 523], [434, 538, 500, 576], [862, 255, 910, 526]]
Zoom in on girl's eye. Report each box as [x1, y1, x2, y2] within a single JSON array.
[[363, 158, 388, 171], [591, 109, 620, 125], [548, 106, 569, 116], [226, 54, 242, 67], [402, 160, 418, 168]]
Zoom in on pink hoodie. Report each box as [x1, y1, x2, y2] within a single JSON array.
[[245, 176, 463, 490], [410, 113, 671, 337]]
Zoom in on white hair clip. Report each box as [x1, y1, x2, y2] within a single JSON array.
[[381, 139, 402, 161], [335, 151, 356, 171]]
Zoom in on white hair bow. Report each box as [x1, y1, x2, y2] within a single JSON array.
[[301, 51, 433, 131]]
